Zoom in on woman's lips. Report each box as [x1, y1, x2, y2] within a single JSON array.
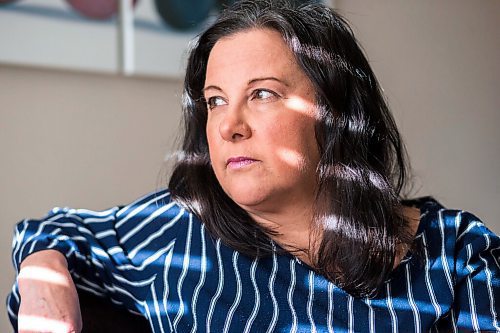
[[226, 156, 258, 169]]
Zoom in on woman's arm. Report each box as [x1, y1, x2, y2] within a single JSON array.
[[7, 189, 185, 331], [17, 250, 81, 333]]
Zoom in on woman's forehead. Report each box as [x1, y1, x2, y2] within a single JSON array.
[[205, 28, 303, 86]]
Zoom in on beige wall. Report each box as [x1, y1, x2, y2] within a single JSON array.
[[0, 66, 183, 330], [336, 0, 500, 227], [1, 0, 499, 331]]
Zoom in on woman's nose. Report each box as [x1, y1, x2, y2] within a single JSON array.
[[218, 106, 252, 142]]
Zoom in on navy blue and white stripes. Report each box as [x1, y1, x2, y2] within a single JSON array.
[[7, 190, 500, 332]]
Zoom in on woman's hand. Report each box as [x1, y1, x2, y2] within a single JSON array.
[[17, 250, 82, 333]]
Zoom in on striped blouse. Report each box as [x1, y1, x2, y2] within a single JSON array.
[[7, 189, 500, 332]]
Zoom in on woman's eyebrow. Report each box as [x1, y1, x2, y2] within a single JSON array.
[[202, 77, 289, 94], [248, 76, 290, 86], [202, 85, 223, 94]]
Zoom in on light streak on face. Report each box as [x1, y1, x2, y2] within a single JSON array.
[[284, 95, 317, 116], [275, 147, 307, 171]]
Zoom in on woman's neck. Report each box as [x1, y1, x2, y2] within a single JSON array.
[[244, 201, 422, 269], [245, 202, 316, 263]]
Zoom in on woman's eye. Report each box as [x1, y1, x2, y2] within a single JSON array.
[[206, 96, 226, 110], [252, 89, 277, 101]]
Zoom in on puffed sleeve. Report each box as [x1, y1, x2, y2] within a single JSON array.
[[453, 211, 500, 332], [6, 189, 187, 330]]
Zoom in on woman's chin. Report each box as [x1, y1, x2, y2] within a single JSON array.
[[225, 187, 268, 209]]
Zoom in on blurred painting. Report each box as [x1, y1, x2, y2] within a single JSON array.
[[0, 0, 224, 77], [0, 0, 324, 77]]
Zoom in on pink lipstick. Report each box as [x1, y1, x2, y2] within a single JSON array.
[[226, 156, 258, 169]]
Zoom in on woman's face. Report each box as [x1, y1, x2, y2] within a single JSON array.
[[204, 28, 320, 215]]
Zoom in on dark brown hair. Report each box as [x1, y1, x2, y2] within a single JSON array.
[[169, 0, 413, 297]]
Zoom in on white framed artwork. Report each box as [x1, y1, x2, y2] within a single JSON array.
[[0, 0, 331, 77]]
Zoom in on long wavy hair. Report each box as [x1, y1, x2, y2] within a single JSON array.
[[169, 0, 414, 297]]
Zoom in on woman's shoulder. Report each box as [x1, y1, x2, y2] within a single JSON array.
[[21, 188, 198, 241], [111, 188, 199, 225], [404, 197, 493, 238], [404, 197, 499, 264]]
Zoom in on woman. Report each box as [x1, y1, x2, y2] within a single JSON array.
[[8, 1, 499, 332]]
